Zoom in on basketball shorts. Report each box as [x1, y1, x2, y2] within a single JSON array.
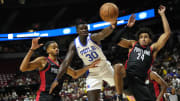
[[86, 61, 115, 91], [123, 73, 154, 101]]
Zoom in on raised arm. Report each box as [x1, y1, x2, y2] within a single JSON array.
[[114, 14, 136, 48], [90, 20, 117, 44], [151, 5, 171, 53], [117, 39, 136, 48], [150, 71, 168, 101], [49, 41, 76, 94], [20, 37, 44, 72], [67, 59, 100, 79], [56, 41, 76, 80]]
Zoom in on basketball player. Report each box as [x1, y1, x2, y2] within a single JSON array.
[[147, 69, 168, 101], [48, 18, 116, 100], [19, 37, 99, 101], [114, 5, 171, 101]]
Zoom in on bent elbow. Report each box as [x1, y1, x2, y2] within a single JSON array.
[[72, 76, 78, 79], [20, 67, 25, 72], [20, 65, 27, 72]]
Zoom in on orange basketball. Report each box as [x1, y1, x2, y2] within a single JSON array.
[[99, 2, 119, 22]]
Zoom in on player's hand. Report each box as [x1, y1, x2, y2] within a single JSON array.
[[49, 80, 59, 94], [158, 5, 166, 16], [127, 14, 136, 28], [110, 20, 117, 29], [88, 59, 101, 68], [30, 37, 43, 50]]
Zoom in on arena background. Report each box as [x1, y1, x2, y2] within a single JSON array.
[[0, 0, 180, 101]]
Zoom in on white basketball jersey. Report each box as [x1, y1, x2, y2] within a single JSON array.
[[74, 33, 107, 66]]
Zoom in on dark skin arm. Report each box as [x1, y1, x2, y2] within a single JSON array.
[[56, 41, 76, 80], [67, 59, 100, 79], [150, 71, 168, 101], [91, 20, 117, 44], [49, 41, 76, 94], [49, 42, 100, 94], [93, 14, 136, 45]]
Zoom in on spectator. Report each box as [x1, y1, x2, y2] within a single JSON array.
[[165, 87, 178, 101]]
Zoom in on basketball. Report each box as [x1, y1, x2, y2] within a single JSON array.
[[99, 2, 119, 22]]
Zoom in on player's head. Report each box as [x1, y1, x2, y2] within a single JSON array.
[[136, 27, 153, 46], [43, 41, 59, 56], [75, 19, 88, 36]]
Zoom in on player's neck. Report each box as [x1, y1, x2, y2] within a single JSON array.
[[48, 55, 57, 61], [79, 36, 87, 45]]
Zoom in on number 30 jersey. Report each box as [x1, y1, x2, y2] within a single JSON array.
[[74, 34, 107, 66]]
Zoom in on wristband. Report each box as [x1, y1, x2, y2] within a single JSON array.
[[54, 78, 59, 81]]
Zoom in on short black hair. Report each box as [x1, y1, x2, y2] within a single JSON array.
[[136, 27, 153, 40], [75, 18, 88, 29], [43, 41, 57, 51]]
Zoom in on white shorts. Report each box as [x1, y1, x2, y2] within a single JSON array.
[[86, 61, 114, 91]]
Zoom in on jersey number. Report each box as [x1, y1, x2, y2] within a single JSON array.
[[137, 52, 144, 61], [85, 52, 99, 62]]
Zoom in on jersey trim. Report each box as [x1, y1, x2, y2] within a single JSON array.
[[89, 34, 102, 47], [36, 90, 41, 101], [48, 57, 60, 67], [125, 41, 138, 69], [150, 46, 154, 66], [78, 36, 88, 47], [39, 60, 51, 91]]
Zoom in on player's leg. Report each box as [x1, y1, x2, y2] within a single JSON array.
[[102, 63, 126, 101], [87, 89, 101, 101], [114, 63, 126, 100], [114, 63, 126, 94], [131, 76, 154, 101], [86, 75, 102, 101]]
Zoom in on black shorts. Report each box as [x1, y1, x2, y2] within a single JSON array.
[[123, 74, 154, 101], [36, 91, 61, 101]]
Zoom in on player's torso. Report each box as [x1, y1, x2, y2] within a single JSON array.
[[39, 57, 63, 93], [74, 34, 107, 66], [127, 43, 153, 79]]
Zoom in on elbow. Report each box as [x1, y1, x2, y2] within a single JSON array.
[[166, 31, 171, 36], [163, 83, 168, 90], [168, 31, 171, 35], [72, 76, 78, 79], [20, 67, 26, 72], [72, 72, 79, 79]]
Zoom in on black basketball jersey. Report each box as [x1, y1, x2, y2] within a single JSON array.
[[126, 42, 153, 80], [38, 57, 64, 95]]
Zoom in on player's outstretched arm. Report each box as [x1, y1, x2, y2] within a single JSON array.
[[49, 41, 76, 94], [67, 59, 100, 79], [151, 5, 171, 52], [150, 71, 168, 101], [90, 20, 117, 44], [20, 37, 44, 72], [114, 14, 136, 48]]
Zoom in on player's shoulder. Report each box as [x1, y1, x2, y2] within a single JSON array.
[[35, 56, 47, 61]]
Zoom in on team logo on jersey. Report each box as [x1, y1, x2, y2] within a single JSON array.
[[134, 47, 150, 61], [51, 67, 58, 74], [80, 46, 96, 55]]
